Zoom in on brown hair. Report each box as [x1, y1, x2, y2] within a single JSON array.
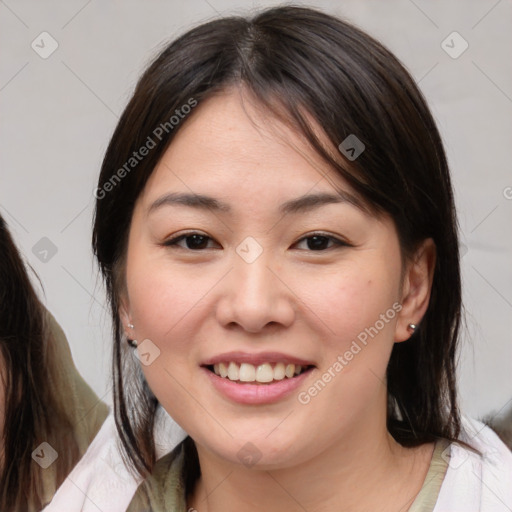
[[0, 215, 82, 511]]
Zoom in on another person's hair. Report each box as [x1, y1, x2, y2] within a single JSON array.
[[93, 5, 464, 482], [0, 216, 78, 511]]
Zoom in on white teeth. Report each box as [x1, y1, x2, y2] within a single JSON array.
[[239, 363, 256, 382], [212, 361, 308, 382], [227, 362, 239, 381], [273, 362, 285, 380], [256, 363, 274, 383], [219, 362, 228, 378]]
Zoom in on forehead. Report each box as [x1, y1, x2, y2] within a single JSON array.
[[141, 89, 361, 211]]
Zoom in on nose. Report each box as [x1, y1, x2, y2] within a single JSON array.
[[215, 249, 295, 334]]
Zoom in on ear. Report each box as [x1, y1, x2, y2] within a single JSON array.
[[394, 238, 436, 342]]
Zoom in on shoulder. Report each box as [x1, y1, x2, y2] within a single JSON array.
[[42, 407, 187, 512], [127, 408, 190, 511], [126, 442, 188, 512], [434, 416, 512, 511], [42, 414, 142, 511]]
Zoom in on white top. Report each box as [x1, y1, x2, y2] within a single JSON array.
[[42, 407, 187, 512], [44, 410, 512, 511], [433, 416, 512, 511]]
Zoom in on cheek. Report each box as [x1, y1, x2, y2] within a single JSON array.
[[125, 258, 209, 428], [297, 265, 400, 405], [126, 256, 210, 346], [301, 264, 400, 352], [293, 271, 399, 432]]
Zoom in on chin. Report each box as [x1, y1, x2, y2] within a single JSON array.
[[201, 433, 310, 471]]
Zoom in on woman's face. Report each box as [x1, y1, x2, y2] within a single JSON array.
[[121, 89, 414, 469]]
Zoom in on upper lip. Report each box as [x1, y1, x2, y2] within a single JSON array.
[[201, 351, 316, 367]]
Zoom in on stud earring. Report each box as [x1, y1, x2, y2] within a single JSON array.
[[408, 323, 417, 332], [127, 323, 134, 329]]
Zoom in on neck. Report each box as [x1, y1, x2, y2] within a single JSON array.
[[188, 405, 432, 512]]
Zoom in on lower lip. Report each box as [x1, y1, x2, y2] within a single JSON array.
[[202, 367, 314, 405]]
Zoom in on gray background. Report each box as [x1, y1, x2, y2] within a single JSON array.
[[1, 0, 511, 420]]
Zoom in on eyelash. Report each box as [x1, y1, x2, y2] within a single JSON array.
[[162, 231, 350, 252]]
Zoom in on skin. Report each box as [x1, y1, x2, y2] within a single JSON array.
[[120, 87, 436, 512]]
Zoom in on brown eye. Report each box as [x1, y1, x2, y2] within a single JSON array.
[[294, 233, 349, 251], [164, 233, 217, 250]]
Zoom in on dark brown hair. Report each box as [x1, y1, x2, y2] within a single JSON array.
[[0, 215, 80, 511], [93, 5, 467, 484]]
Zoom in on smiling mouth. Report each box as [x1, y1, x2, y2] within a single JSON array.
[[204, 362, 314, 384]]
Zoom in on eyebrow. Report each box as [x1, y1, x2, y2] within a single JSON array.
[[148, 190, 366, 216]]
